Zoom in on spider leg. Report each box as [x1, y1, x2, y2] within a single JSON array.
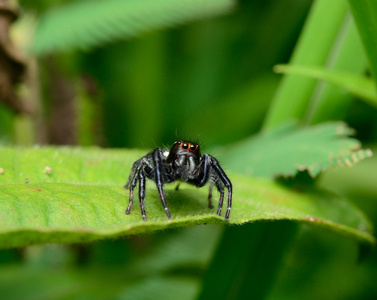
[[124, 162, 142, 215], [175, 183, 180, 191], [208, 184, 214, 209], [138, 169, 147, 221], [153, 149, 172, 220], [197, 154, 211, 187], [125, 189, 134, 215], [194, 154, 214, 209], [210, 156, 233, 220], [124, 161, 139, 189], [196, 154, 215, 209], [216, 183, 225, 215]]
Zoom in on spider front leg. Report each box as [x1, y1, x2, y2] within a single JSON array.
[[196, 154, 214, 209]]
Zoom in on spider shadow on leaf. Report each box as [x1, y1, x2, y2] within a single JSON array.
[[144, 186, 215, 220]]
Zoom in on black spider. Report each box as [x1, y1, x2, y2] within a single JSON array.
[[124, 140, 232, 221]]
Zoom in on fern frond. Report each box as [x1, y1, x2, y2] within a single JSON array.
[[31, 0, 235, 55]]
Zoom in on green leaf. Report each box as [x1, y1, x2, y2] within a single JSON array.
[[0, 146, 374, 248], [263, 0, 349, 130], [274, 64, 377, 105], [31, 0, 235, 55], [306, 16, 369, 124], [348, 0, 377, 83], [221, 122, 372, 178]]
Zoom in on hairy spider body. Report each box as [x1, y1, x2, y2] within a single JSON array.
[[124, 140, 232, 221]]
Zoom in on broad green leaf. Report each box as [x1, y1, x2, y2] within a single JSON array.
[[274, 64, 377, 105], [0, 146, 374, 248], [31, 0, 235, 55], [221, 122, 372, 178]]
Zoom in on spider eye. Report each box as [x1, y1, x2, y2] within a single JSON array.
[[190, 144, 196, 151], [182, 143, 188, 149], [176, 141, 181, 146], [196, 144, 200, 149]]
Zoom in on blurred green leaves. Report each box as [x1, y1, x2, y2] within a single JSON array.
[[31, 0, 235, 55], [0, 225, 218, 299]]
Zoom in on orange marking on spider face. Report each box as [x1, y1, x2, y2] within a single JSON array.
[[174, 141, 200, 153]]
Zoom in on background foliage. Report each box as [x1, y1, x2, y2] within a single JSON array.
[[0, 0, 377, 299]]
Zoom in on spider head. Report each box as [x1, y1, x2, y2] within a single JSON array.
[[166, 140, 201, 161], [166, 141, 201, 180]]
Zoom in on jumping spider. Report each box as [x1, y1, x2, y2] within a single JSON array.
[[124, 140, 232, 221]]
